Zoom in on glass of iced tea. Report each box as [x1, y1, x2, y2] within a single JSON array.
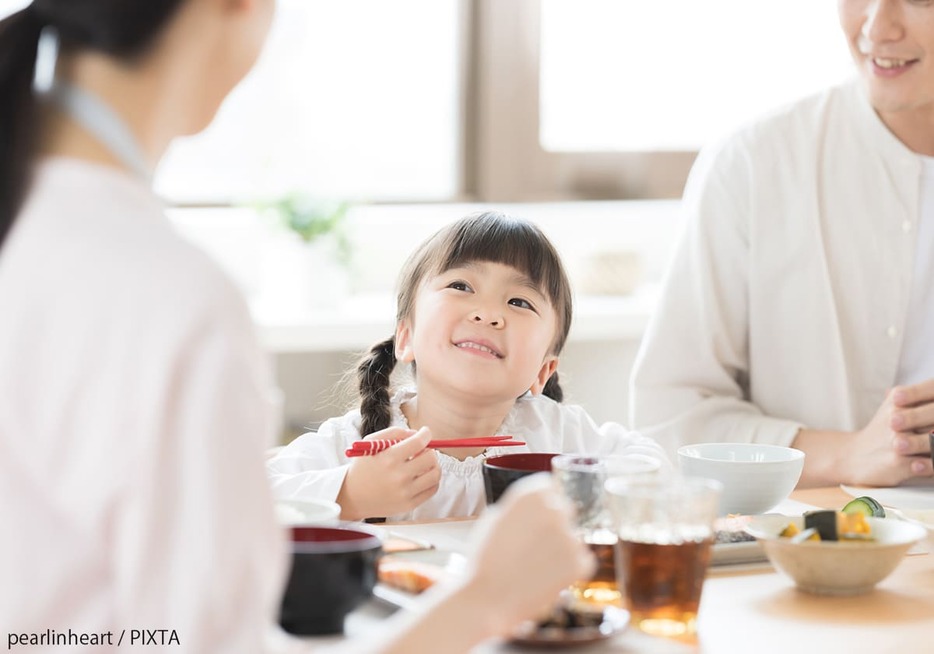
[[551, 454, 661, 607], [605, 476, 722, 640]]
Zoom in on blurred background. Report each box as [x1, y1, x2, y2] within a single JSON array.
[[1, 0, 853, 440]]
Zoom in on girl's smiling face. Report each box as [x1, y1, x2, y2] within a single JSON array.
[[394, 260, 559, 403]]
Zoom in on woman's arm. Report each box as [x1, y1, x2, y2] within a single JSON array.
[[327, 474, 594, 654]]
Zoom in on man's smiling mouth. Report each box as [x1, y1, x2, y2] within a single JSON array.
[[870, 56, 916, 69]]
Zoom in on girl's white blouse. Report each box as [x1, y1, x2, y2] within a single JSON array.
[[267, 389, 669, 521]]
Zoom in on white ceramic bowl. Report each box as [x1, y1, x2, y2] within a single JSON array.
[[745, 514, 926, 596], [275, 499, 341, 526], [677, 443, 804, 515]]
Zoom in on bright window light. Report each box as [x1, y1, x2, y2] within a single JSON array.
[[0, 0, 461, 205], [540, 0, 855, 151], [157, 0, 461, 204]]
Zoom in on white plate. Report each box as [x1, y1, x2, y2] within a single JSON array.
[[372, 549, 467, 610], [710, 515, 768, 566], [890, 507, 934, 532], [510, 605, 630, 648], [710, 539, 768, 566], [841, 479, 934, 510], [372, 583, 424, 611]]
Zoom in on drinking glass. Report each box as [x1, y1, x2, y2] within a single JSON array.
[[551, 453, 661, 607], [605, 476, 722, 640]]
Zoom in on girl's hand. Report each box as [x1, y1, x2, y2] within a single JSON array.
[[337, 427, 441, 520]]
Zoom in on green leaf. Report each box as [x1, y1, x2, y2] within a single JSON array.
[[255, 194, 351, 246]]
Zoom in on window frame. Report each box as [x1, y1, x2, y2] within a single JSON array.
[[465, 0, 696, 202]]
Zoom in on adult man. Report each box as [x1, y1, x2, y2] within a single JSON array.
[[631, 0, 934, 487]]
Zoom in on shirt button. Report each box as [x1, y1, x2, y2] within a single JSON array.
[[902, 220, 912, 233], [887, 325, 898, 338]]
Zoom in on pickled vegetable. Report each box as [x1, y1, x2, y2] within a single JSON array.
[[781, 510, 874, 542], [779, 522, 800, 538], [842, 496, 885, 518], [804, 510, 838, 540]]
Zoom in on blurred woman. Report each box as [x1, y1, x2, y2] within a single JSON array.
[[0, 2, 592, 652]]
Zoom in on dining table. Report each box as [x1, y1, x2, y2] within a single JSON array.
[[308, 487, 934, 653]]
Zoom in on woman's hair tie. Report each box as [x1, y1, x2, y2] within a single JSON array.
[[32, 24, 59, 94]]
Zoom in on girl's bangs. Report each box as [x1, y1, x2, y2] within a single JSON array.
[[436, 217, 564, 304]]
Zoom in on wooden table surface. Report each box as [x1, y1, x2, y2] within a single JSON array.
[[692, 487, 934, 654], [319, 487, 934, 654]]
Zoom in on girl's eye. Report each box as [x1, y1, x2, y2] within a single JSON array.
[[508, 297, 535, 311], [448, 280, 472, 292]]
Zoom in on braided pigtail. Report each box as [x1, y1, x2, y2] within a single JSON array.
[[357, 336, 397, 436], [542, 372, 563, 403]]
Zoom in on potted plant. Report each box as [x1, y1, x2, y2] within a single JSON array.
[[256, 194, 353, 310]]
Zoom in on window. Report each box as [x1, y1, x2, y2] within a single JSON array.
[[3, 0, 857, 204], [470, 0, 854, 199], [0, 0, 464, 205], [158, 0, 463, 205]]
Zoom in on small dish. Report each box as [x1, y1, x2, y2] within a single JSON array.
[[509, 605, 629, 648], [745, 514, 926, 595], [710, 539, 767, 566], [710, 514, 768, 566], [381, 548, 468, 572], [372, 549, 467, 610]]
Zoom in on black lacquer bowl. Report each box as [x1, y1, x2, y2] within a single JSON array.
[[482, 452, 559, 504], [279, 523, 383, 635]]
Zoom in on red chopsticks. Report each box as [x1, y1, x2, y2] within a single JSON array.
[[345, 435, 525, 457]]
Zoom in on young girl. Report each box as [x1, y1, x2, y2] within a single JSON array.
[[267, 211, 668, 521]]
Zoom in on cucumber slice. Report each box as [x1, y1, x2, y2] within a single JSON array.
[[842, 496, 885, 518]]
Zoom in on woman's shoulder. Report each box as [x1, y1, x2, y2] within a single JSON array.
[[24, 158, 243, 316], [12, 159, 252, 358]]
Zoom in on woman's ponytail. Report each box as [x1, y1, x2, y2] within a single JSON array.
[[357, 336, 397, 436], [0, 7, 43, 250], [0, 0, 188, 252]]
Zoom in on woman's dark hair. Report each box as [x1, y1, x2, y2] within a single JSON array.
[[356, 211, 574, 436], [0, 0, 186, 250]]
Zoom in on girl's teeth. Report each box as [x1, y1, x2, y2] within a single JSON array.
[[458, 342, 498, 356]]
